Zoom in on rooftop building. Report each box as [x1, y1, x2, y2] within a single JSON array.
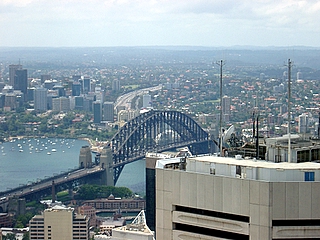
[[156, 153, 320, 239]]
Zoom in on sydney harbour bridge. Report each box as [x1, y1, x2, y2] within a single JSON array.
[[109, 110, 213, 184], [0, 110, 216, 208]]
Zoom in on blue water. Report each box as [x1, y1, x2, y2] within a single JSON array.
[[0, 138, 145, 194]]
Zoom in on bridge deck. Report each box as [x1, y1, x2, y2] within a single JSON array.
[[0, 166, 104, 200]]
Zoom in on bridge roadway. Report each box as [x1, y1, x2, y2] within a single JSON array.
[[0, 166, 105, 200]]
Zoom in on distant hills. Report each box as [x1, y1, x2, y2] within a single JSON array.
[[1, 46, 320, 69]]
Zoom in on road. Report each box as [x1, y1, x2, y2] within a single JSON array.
[[114, 84, 162, 110]]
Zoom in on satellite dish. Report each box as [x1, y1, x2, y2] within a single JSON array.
[[223, 125, 234, 142]]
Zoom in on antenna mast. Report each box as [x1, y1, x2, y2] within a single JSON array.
[[216, 60, 225, 156], [288, 59, 292, 163]]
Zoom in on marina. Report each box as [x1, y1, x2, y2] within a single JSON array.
[[0, 137, 145, 194], [0, 137, 88, 192]]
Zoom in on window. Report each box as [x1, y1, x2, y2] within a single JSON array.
[[305, 172, 315, 181]]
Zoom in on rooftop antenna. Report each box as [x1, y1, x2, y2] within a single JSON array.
[[287, 59, 292, 163], [216, 60, 225, 156], [318, 112, 320, 138]]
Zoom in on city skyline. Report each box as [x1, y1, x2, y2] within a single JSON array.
[[1, 0, 320, 47]]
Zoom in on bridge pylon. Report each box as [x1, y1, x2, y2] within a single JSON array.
[[79, 145, 93, 168], [100, 146, 114, 186]]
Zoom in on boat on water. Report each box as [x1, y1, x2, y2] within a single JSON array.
[[52, 149, 57, 152], [47, 152, 51, 155]]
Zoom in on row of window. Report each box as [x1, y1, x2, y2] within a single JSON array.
[[174, 205, 250, 240], [85, 201, 144, 209]]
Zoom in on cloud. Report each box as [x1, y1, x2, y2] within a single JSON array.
[[0, 0, 320, 46]]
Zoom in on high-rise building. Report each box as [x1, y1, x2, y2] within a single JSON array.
[[4, 92, 23, 111], [93, 101, 102, 124], [72, 82, 81, 96], [143, 94, 152, 108], [222, 95, 231, 115], [0, 93, 5, 109], [9, 64, 22, 86], [29, 205, 90, 240], [222, 95, 231, 122], [14, 69, 28, 101], [156, 139, 320, 239], [75, 96, 84, 111], [83, 98, 93, 112], [83, 78, 91, 94], [103, 102, 114, 122], [34, 87, 47, 111], [52, 97, 70, 112], [27, 87, 35, 102], [299, 113, 308, 134], [112, 79, 120, 92]]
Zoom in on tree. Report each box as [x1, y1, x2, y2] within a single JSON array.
[[22, 233, 30, 240], [3, 233, 16, 240], [77, 185, 133, 200], [77, 184, 100, 200]]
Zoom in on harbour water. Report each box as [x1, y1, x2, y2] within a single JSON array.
[[0, 138, 145, 194]]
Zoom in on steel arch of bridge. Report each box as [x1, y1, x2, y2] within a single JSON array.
[[111, 110, 210, 184]]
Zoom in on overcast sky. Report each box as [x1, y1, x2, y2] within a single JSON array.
[[1, 0, 320, 47]]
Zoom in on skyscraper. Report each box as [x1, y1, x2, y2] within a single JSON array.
[[83, 77, 91, 94], [75, 96, 84, 111], [14, 69, 28, 101], [103, 102, 114, 122], [9, 64, 22, 86], [93, 101, 101, 124], [72, 82, 81, 96], [34, 87, 47, 111]]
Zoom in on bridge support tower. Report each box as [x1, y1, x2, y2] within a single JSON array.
[[79, 145, 92, 168], [99, 146, 114, 186]]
